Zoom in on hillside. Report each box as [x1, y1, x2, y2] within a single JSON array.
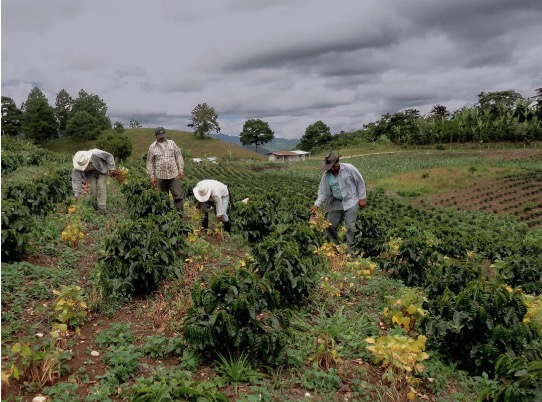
[[212, 133, 301, 154], [41, 128, 267, 161]]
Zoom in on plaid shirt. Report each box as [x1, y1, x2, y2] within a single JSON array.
[[146, 139, 184, 179]]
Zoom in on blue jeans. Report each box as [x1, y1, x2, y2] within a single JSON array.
[[326, 203, 359, 252], [201, 195, 229, 222]]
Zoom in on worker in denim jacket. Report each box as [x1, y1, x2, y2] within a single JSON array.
[[311, 151, 366, 253]]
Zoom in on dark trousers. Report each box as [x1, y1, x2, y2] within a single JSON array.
[[157, 177, 184, 213]]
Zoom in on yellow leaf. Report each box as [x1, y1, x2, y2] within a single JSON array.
[[11, 365, 20, 380], [2, 370, 10, 384], [365, 337, 376, 344]]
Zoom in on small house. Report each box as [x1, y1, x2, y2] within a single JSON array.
[[291, 150, 311, 160], [266, 151, 299, 162], [192, 157, 218, 164], [267, 150, 311, 162]]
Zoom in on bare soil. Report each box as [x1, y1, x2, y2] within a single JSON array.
[[412, 152, 542, 228]]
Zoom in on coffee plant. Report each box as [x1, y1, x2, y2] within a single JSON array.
[[1, 199, 32, 262], [96, 217, 178, 301], [183, 265, 290, 364]]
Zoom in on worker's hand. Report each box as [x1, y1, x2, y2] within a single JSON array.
[[310, 205, 318, 215], [108, 169, 117, 177], [74, 195, 79, 202], [217, 215, 223, 223], [358, 199, 367, 209], [150, 176, 156, 188], [195, 202, 201, 210], [179, 171, 184, 180]]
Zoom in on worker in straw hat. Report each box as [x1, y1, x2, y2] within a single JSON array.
[[310, 151, 366, 254], [193, 179, 232, 233], [72, 149, 116, 212]]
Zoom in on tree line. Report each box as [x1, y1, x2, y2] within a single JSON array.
[[2, 86, 541, 153], [299, 88, 542, 153]]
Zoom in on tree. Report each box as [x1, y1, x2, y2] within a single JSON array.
[[129, 119, 142, 128], [429, 104, 450, 119], [1, 96, 23, 136], [96, 132, 132, 161], [239, 119, 274, 152], [21, 87, 58, 142], [55, 89, 73, 134], [534, 87, 542, 120], [187, 103, 220, 137], [69, 89, 111, 134], [476, 90, 525, 119], [297, 120, 332, 151], [65, 110, 101, 145], [113, 121, 125, 133]]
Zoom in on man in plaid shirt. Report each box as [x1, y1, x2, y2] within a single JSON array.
[[146, 127, 185, 213]]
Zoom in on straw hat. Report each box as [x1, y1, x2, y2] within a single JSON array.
[[193, 183, 211, 202], [73, 150, 92, 171]]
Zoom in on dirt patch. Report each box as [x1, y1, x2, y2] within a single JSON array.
[[413, 170, 542, 228]]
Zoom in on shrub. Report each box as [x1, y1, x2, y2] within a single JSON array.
[[3, 167, 71, 215], [424, 256, 483, 299], [96, 218, 178, 301], [1, 199, 32, 262], [96, 132, 132, 162], [252, 234, 316, 306], [183, 266, 290, 364], [423, 279, 537, 375], [231, 201, 275, 244]]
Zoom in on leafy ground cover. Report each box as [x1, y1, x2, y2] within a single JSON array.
[[2, 144, 541, 401]]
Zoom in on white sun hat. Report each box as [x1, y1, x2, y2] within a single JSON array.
[[193, 183, 211, 202], [73, 150, 92, 171]]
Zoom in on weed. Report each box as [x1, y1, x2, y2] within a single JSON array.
[[215, 352, 263, 395], [102, 344, 142, 383], [179, 348, 201, 372], [95, 323, 134, 349], [52, 285, 88, 331], [300, 363, 342, 393], [43, 381, 79, 402]]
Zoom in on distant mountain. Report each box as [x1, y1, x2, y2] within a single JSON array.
[[212, 133, 300, 154]]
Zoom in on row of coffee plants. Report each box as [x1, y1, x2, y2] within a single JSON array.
[[93, 176, 192, 305], [1, 137, 70, 174], [1, 139, 72, 262], [184, 163, 541, 399]]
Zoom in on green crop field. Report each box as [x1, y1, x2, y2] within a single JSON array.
[[2, 136, 541, 402]]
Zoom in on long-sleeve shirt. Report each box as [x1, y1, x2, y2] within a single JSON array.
[[198, 179, 229, 217], [146, 139, 184, 180], [72, 149, 115, 197], [314, 162, 366, 212]]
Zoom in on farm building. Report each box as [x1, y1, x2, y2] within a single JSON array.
[[192, 157, 218, 164], [267, 150, 311, 162], [291, 150, 311, 160]]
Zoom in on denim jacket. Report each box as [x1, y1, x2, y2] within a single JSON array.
[[314, 163, 366, 212]]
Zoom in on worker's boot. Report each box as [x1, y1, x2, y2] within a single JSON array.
[[201, 215, 209, 230], [223, 220, 232, 233]]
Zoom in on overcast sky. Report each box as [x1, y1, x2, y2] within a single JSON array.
[[2, 0, 542, 140]]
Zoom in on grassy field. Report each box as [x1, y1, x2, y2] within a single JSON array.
[[41, 128, 267, 161]]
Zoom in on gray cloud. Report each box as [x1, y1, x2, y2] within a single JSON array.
[[2, 0, 541, 140]]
